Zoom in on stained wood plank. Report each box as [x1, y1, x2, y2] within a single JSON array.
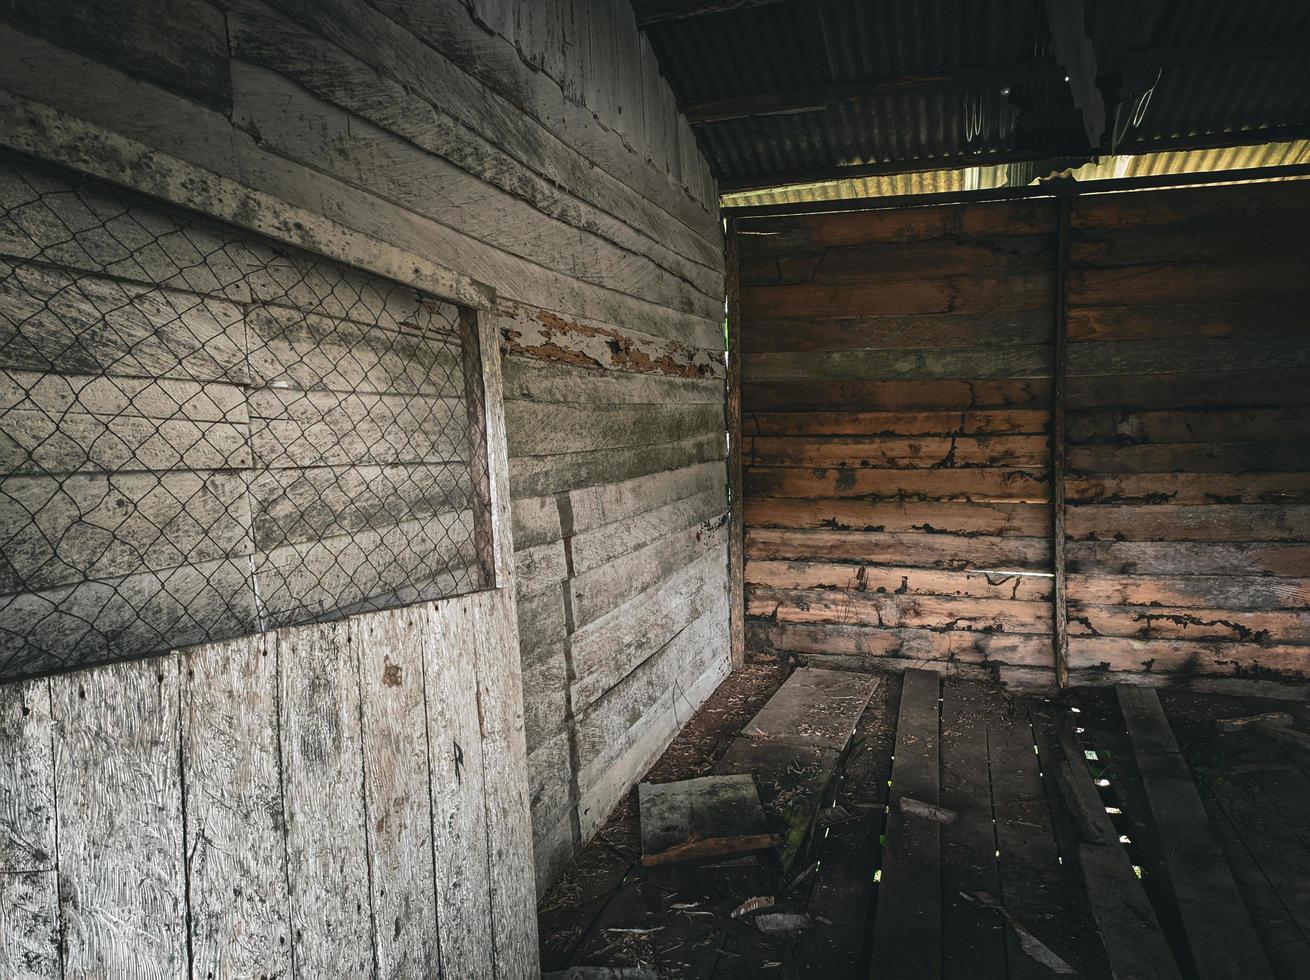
[[468, 587, 540, 977], [51, 657, 187, 977], [1116, 686, 1274, 980], [425, 593, 496, 979], [276, 619, 373, 977], [355, 606, 441, 976], [746, 560, 1053, 601], [637, 774, 776, 865], [747, 587, 1052, 634], [744, 465, 1051, 502], [746, 497, 1050, 536], [871, 668, 942, 979], [181, 632, 292, 978], [746, 527, 1052, 569], [0, 677, 59, 979]]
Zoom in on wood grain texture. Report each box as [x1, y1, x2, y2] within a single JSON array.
[[50, 657, 187, 977], [355, 606, 441, 977], [275, 619, 373, 977], [424, 595, 496, 979], [181, 632, 292, 978]]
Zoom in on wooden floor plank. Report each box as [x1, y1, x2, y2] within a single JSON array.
[[1038, 705, 1181, 980], [870, 668, 942, 980], [939, 681, 1006, 980], [1116, 685, 1274, 980]]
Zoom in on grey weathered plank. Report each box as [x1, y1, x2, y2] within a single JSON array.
[[871, 668, 942, 980], [1116, 686, 1274, 980], [468, 587, 540, 977], [638, 774, 776, 865], [425, 593, 496, 979], [468, 307, 516, 590], [501, 356, 725, 406], [0, 470, 251, 593], [181, 632, 292, 978], [508, 433, 725, 500], [275, 619, 373, 977], [568, 486, 725, 574], [50, 657, 187, 977], [354, 606, 442, 976], [0, 677, 60, 978], [566, 459, 725, 534], [0, 557, 258, 681], [505, 401, 722, 457]]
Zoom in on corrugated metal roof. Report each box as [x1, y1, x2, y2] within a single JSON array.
[[637, 0, 1310, 194], [719, 138, 1310, 208]]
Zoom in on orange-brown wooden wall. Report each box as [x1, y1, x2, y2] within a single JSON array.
[[738, 181, 1310, 684]]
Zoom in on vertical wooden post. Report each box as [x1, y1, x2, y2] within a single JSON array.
[[460, 306, 515, 592], [725, 217, 745, 668], [1052, 196, 1072, 688]]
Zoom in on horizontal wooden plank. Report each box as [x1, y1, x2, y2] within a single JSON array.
[[1066, 504, 1310, 542], [746, 498, 1050, 536], [744, 377, 1051, 412], [0, 556, 257, 682], [1066, 573, 1310, 611], [745, 408, 1048, 437], [0, 259, 249, 382], [569, 545, 727, 713], [505, 401, 722, 456], [1068, 603, 1310, 646], [509, 432, 724, 499], [742, 273, 1053, 320], [1067, 540, 1310, 577], [1070, 221, 1310, 269], [741, 234, 1052, 285], [1067, 301, 1307, 343], [1068, 441, 1310, 474], [254, 511, 480, 628], [741, 200, 1056, 249], [749, 619, 1055, 667], [1068, 407, 1310, 445], [746, 434, 1048, 468], [1, 470, 251, 593], [567, 459, 724, 535], [570, 486, 725, 574], [502, 355, 724, 405], [746, 527, 1051, 570], [246, 304, 465, 398], [1072, 182, 1310, 231], [1066, 368, 1310, 410], [1068, 339, 1310, 378], [747, 587, 1051, 634], [1068, 636, 1310, 678], [743, 345, 1053, 382], [248, 461, 473, 550], [745, 466, 1050, 503], [0, 405, 250, 475], [745, 560, 1053, 602], [1067, 472, 1310, 505], [248, 389, 468, 469], [742, 311, 1052, 354], [571, 516, 726, 629], [0, 370, 245, 422]]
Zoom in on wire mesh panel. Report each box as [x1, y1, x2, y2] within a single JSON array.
[[0, 149, 491, 681]]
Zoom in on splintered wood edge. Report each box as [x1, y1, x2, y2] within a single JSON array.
[[640, 833, 782, 867]]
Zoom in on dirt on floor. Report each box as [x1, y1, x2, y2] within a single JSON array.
[[537, 661, 789, 971]]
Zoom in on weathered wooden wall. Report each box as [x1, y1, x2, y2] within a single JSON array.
[[1064, 182, 1310, 681], [737, 181, 1310, 688], [0, 0, 729, 894], [739, 201, 1059, 674], [0, 587, 538, 978]]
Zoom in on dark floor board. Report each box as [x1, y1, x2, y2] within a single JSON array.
[[870, 668, 942, 979], [940, 680, 1008, 979], [984, 690, 1089, 979], [1117, 686, 1275, 980], [1034, 702, 1180, 980]]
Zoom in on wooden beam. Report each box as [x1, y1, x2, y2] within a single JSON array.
[[633, 0, 789, 27], [725, 216, 744, 668], [871, 669, 942, 979], [1052, 195, 1071, 689], [1116, 686, 1275, 980]]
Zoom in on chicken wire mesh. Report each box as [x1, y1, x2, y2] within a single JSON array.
[[0, 150, 491, 681]]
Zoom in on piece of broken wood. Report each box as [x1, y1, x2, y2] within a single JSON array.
[[901, 796, 957, 825], [638, 774, 779, 866], [1216, 711, 1293, 733], [754, 912, 814, 934]]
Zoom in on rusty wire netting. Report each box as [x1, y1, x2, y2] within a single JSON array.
[[0, 150, 491, 681]]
